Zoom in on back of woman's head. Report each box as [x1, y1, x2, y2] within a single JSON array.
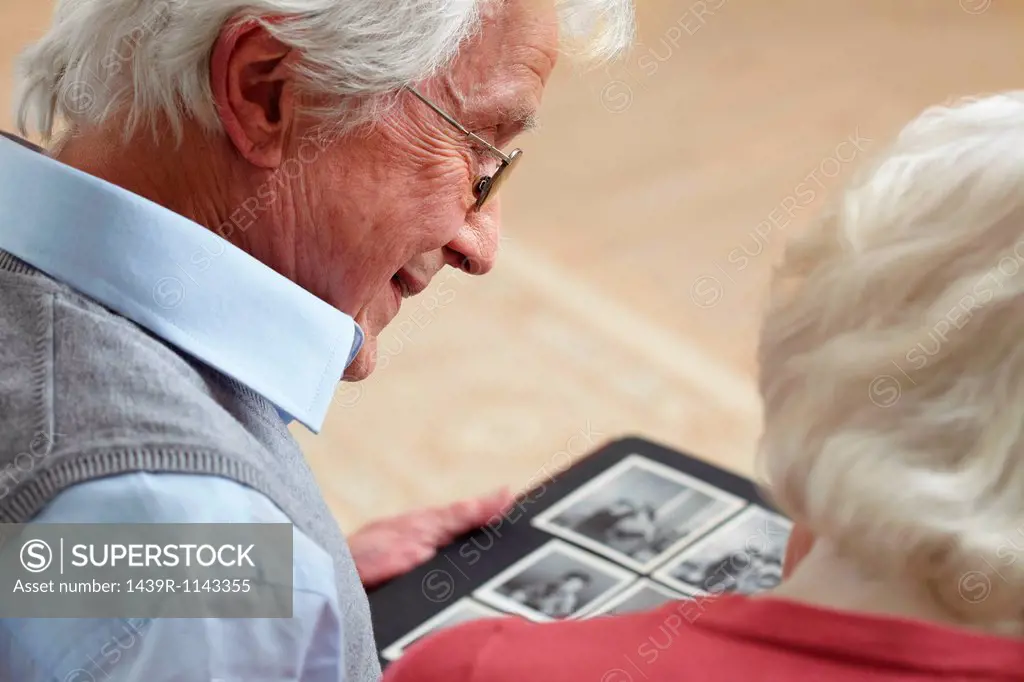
[[757, 92, 1024, 627]]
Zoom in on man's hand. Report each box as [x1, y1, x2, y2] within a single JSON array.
[[350, 488, 516, 589]]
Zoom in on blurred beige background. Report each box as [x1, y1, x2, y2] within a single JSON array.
[[3, 0, 1023, 531]]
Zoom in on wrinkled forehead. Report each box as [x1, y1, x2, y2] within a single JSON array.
[[445, 0, 559, 116]]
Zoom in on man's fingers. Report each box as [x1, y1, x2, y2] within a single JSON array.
[[422, 487, 515, 544], [351, 488, 519, 586]]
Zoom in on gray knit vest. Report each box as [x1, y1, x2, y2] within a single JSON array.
[[0, 248, 380, 681]]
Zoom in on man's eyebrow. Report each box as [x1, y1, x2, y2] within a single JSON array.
[[498, 102, 540, 133], [517, 112, 541, 133], [449, 84, 540, 133]]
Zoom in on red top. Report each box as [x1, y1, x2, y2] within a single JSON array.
[[382, 595, 1024, 682]]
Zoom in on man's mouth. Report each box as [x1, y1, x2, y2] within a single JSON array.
[[390, 268, 430, 300], [391, 274, 411, 299]]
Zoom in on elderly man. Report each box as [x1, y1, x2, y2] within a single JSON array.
[[0, 0, 633, 680]]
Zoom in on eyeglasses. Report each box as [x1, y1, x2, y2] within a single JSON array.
[[404, 86, 523, 211]]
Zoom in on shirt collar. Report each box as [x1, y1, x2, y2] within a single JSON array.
[[0, 133, 362, 433]]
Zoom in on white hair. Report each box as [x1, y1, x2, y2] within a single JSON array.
[[14, 0, 634, 142], [757, 91, 1024, 627]]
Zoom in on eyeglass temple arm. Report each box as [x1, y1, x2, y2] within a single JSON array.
[[403, 86, 513, 165]]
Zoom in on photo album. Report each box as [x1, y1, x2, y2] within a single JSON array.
[[367, 436, 792, 667]]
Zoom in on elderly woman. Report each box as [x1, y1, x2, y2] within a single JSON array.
[[0, 1, 633, 680], [382, 92, 1024, 681]]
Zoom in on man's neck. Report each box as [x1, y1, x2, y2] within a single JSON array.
[[50, 124, 304, 287], [762, 540, 1024, 639], [52, 125, 233, 237]]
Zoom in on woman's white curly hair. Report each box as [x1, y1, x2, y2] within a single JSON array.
[[758, 91, 1024, 629]]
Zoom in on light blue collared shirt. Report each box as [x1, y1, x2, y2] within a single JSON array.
[[0, 132, 367, 682]]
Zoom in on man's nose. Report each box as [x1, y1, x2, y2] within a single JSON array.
[[444, 217, 501, 276]]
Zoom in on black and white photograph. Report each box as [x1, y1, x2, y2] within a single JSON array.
[[381, 598, 506, 661], [588, 579, 692, 617], [532, 454, 747, 572], [652, 505, 793, 596], [473, 539, 637, 622]]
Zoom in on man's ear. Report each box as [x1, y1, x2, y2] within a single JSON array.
[[210, 19, 296, 168]]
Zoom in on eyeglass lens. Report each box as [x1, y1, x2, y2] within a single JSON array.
[[475, 149, 523, 209]]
